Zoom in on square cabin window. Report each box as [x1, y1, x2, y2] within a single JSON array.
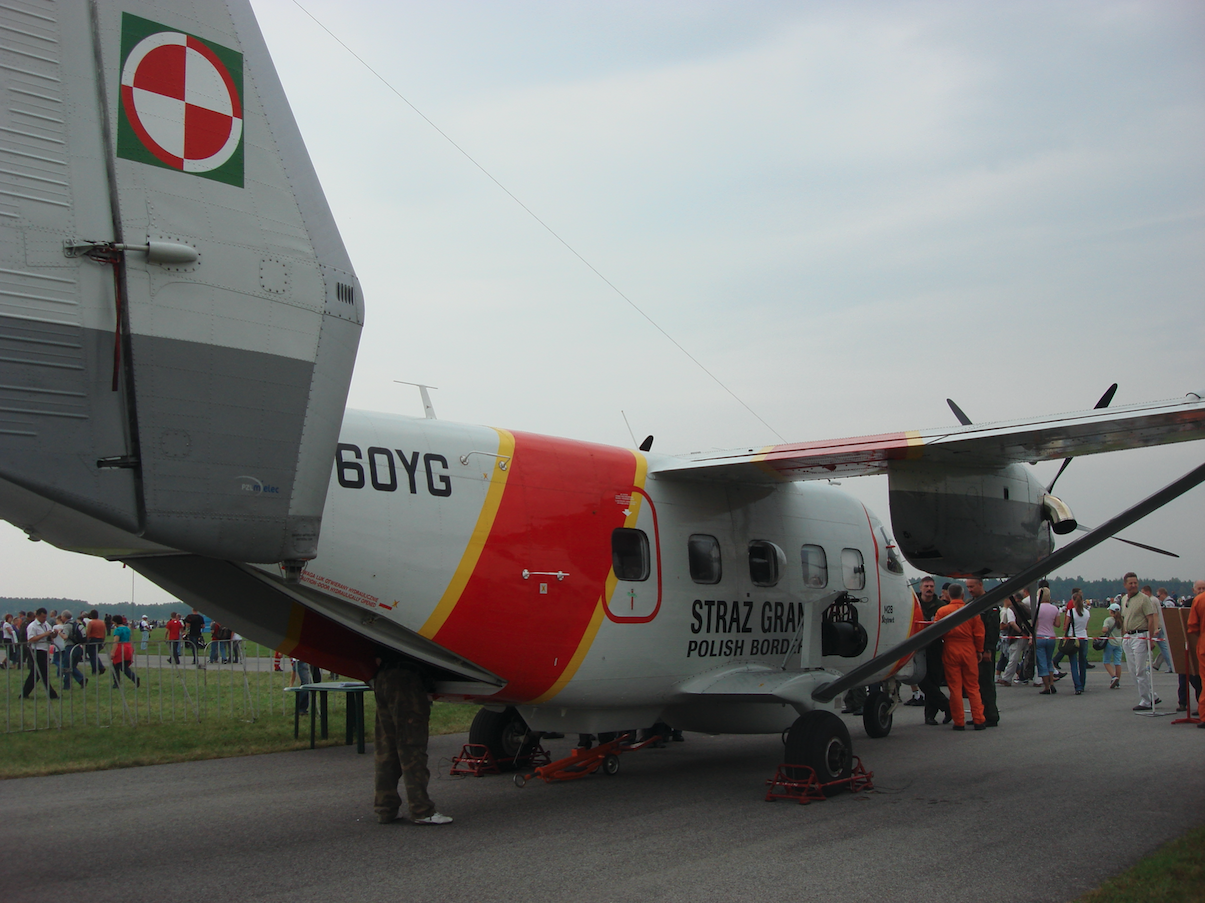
[[801, 544, 828, 588], [612, 528, 650, 581], [688, 534, 722, 584], [842, 548, 866, 590], [748, 540, 782, 587]]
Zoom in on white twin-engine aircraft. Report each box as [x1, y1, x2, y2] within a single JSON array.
[[1, 1, 1203, 783]]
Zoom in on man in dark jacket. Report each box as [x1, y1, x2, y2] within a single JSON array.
[[915, 577, 951, 725]]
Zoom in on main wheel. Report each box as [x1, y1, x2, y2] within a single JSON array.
[[784, 711, 853, 796], [468, 707, 533, 772], [862, 689, 893, 739]]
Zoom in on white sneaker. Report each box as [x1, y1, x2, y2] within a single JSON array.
[[414, 812, 453, 825]]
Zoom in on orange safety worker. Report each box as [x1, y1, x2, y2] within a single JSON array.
[[935, 583, 986, 731], [1187, 582, 1205, 728]]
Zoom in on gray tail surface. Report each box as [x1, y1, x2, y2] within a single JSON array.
[[0, 0, 361, 564]]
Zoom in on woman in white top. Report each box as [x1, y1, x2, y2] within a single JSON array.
[[1065, 590, 1090, 694]]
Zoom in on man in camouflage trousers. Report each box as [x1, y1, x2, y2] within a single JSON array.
[[372, 657, 452, 825]]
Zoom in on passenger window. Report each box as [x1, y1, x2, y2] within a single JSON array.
[[612, 528, 650, 581], [801, 544, 828, 588], [748, 541, 783, 587], [842, 548, 866, 590], [687, 534, 722, 584]]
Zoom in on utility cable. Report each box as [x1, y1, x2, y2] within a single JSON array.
[[291, 1, 787, 443]]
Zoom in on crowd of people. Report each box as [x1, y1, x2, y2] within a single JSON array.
[[0, 606, 258, 697], [900, 574, 1205, 728], [0, 608, 148, 696]]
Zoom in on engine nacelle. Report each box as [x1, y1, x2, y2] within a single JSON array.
[[887, 461, 1055, 577]]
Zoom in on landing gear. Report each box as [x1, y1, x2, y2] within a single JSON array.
[[862, 688, 894, 739], [467, 707, 538, 772], [784, 711, 853, 796]]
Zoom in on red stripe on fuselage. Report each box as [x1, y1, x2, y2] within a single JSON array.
[[431, 431, 639, 702], [290, 607, 377, 682]]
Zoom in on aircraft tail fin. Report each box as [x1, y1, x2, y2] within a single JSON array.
[[0, 1, 360, 564]]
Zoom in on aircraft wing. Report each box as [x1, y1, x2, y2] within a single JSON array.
[[651, 393, 1205, 483]]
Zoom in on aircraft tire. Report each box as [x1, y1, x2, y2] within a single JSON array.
[[784, 711, 853, 796], [862, 689, 893, 739], [468, 706, 531, 772]]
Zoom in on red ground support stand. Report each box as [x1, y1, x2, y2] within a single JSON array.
[[765, 756, 874, 804], [1170, 691, 1201, 726], [450, 742, 551, 776], [513, 733, 660, 787], [449, 744, 500, 776]]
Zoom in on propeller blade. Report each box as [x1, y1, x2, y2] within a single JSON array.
[[1074, 524, 1179, 558], [1046, 458, 1073, 494], [1047, 383, 1119, 493], [1095, 383, 1119, 410], [811, 459, 1205, 703], [946, 398, 972, 426]]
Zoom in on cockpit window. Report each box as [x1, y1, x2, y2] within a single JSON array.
[[842, 548, 866, 590], [879, 528, 905, 574]]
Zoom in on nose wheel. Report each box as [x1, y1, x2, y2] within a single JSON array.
[[862, 688, 894, 738]]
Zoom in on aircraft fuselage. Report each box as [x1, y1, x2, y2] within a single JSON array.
[[294, 410, 914, 731]]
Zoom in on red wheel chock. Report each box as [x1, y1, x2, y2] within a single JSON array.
[[765, 756, 874, 803], [449, 743, 501, 776], [449, 741, 552, 777]]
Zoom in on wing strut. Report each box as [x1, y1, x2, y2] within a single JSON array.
[[811, 459, 1205, 704]]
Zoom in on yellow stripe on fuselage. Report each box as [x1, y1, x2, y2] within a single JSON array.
[[749, 443, 785, 479], [418, 428, 516, 639], [529, 450, 649, 703]]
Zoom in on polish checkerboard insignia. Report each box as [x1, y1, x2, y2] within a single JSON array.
[[117, 13, 244, 187]]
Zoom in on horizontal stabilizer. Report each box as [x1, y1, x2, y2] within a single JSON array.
[[128, 555, 504, 686]]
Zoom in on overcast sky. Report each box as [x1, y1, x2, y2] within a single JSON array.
[[4, 0, 1203, 607]]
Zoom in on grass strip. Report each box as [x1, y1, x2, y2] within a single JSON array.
[[0, 700, 479, 778], [1073, 824, 1205, 903]]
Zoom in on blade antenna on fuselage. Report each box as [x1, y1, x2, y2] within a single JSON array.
[[811, 459, 1205, 703]]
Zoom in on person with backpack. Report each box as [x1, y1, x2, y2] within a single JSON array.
[[1065, 590, 1091, 695], [183, 608, 205, 664], [58, 610, 86, 690]]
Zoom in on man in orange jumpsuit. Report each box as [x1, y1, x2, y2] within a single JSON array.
[[1187, 580, 1205, 729], [936, 583, 986, 731]]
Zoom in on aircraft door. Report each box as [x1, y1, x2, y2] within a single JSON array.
[[605, 487, 662, 622]]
